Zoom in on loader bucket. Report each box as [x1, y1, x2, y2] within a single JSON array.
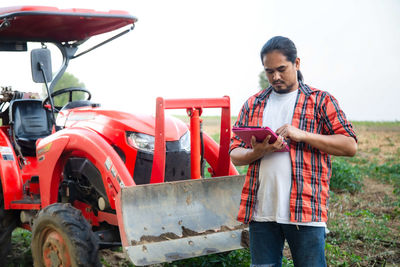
[[116, 175, 248, 266]]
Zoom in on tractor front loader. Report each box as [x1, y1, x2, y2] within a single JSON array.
[[0, 6, 248, 266]]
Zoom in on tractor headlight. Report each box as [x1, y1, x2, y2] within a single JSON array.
[[126, 131, 191, 153], [126, 132, 155, 152], [179, 131, 191, 152]]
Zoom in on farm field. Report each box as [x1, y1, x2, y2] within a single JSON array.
[[6, 120, 400, 266]]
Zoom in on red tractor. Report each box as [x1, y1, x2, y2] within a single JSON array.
[[0, 6, 247, 266]]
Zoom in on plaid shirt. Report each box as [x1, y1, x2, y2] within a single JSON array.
[[230, 82, 357, 223]]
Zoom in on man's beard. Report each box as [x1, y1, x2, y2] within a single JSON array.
[[272, 86, 294, 94], [272, 82, 296, 94]]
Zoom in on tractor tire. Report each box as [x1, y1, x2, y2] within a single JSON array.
[[0, 184, 17, 260], [31, 203, 101, 267]]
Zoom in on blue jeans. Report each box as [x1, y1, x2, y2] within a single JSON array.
[[249, 221, 326, 267]]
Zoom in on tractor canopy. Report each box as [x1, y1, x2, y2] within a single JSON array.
[[0, 6, 137, 43], [0, 6, 138, 98]]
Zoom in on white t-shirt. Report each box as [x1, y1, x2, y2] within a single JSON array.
[[253, 89, 326, 227]]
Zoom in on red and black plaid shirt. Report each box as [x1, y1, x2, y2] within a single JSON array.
[[230, 82, 357, 223]]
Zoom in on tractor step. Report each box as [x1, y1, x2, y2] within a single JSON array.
[[10, 198, 41, 209]]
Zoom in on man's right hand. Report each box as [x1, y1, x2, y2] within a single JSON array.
[[251, 135, 287, 157], [230, 135, 287, 166]]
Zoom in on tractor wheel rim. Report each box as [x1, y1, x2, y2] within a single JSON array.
[[42, 228, 72, 267]]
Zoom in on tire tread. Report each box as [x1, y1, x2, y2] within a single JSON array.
[[32, 203, 101, 267]]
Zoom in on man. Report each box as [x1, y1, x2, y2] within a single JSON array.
[[230, 36, 357, 267]]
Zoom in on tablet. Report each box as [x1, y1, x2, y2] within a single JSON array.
[[232, 126, 289, 152]]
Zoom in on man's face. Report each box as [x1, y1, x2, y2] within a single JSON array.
[[262, 50, 300, 94]]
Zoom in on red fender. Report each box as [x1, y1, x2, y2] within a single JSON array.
[[37, 127, 134, 209], [0, 128, 22, 209], [203, 132, 238, 176]]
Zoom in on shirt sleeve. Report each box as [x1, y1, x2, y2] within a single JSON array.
[[322, 93, 357, 142], [229, 101, 251, 153]]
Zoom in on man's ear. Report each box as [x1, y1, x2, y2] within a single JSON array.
[[295, 57, 300, 70]]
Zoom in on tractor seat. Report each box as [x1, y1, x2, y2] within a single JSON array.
[[9, 99, 52, 156]]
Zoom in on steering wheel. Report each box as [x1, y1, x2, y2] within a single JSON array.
[[42, 87, 91, 112]]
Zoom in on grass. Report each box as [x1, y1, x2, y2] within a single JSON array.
[[352, 121, 400, 127], [327, 194, 399, 265], [324, 121, 400, 266], [8, 120, 400, 266], [163, 250, 251, 267], [330, 157, 363, 194], [7, 229, 33, 266]]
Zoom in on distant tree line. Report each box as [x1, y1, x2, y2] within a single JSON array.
[[43, 72, 87, 107], [259, 71, 269, 89]]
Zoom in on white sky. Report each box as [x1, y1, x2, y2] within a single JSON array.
[[1, 0, 400, 121]]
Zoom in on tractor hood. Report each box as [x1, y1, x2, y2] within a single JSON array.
[[0, 6, 137, 42], [58, 108, 189, 142]]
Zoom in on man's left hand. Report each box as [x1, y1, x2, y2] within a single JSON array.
[[276, 123, 357, 156], [276, 124, 306, 142]]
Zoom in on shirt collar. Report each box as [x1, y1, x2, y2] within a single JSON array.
[[298, 80, 312, 96], [256, 80, 312, 104]]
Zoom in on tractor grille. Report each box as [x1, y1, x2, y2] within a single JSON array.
[[133, 142, 190, 185]]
